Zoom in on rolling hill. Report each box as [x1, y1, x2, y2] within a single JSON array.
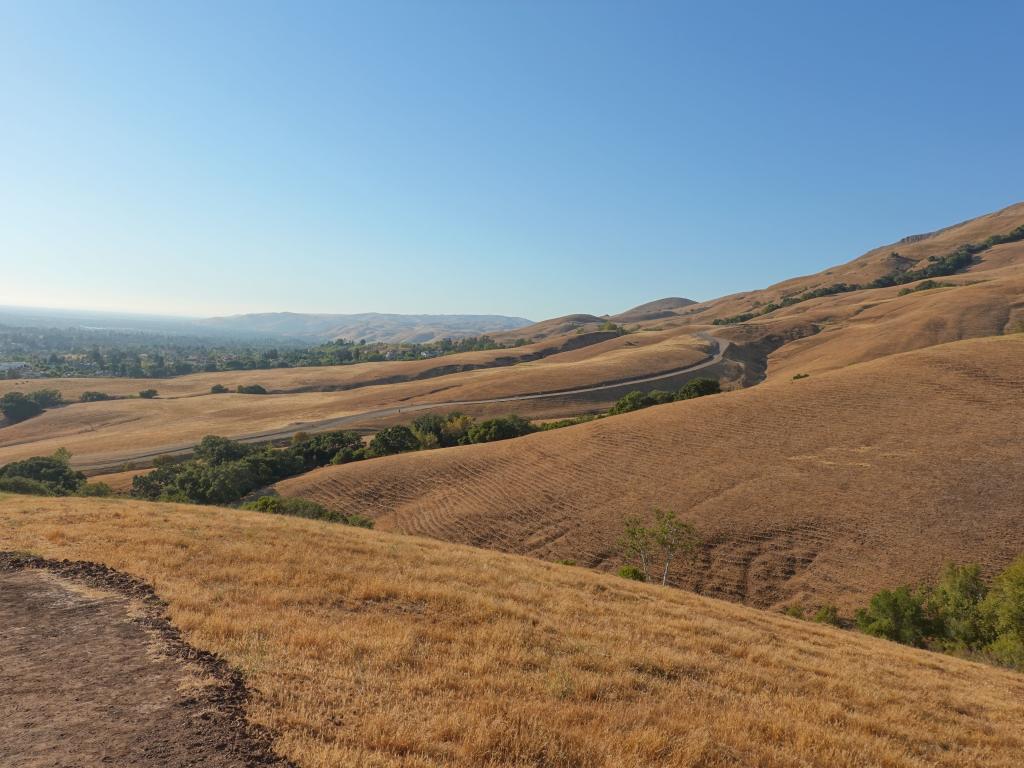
[[198, 311, 533, 343], [2, 495, 1022, 767], [276, 334, 1024, 611]]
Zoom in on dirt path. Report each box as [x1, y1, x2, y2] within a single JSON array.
[[76, 333, 731, 472], [0, 555, 288, 768]]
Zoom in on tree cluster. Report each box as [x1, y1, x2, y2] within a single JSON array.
[[608, 378, 721, 415], [713, 224, 1024, 325], [856, 560, 1024, 670]]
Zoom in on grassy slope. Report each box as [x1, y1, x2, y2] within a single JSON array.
[[1, 495, 1022, 767], [277, 335, 1024, 611], [0, 333, 709, 467]]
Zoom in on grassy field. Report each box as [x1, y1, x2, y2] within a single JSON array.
[[2, 495, 1023, 767], [278, 335, 1024, 611]]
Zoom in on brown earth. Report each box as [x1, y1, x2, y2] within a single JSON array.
[[276, 334, 1024, 612], [2, 497, 1023, 768], [0, 553, 288, 768]]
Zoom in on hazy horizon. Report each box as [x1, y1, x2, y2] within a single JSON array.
[[3, 2, 1023, 319]]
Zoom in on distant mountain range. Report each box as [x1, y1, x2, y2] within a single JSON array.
[[0, 306, 533, 345], [199, 312, 534, 344]]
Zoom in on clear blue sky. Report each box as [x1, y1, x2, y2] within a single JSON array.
[[2, 1, 1022, 320]]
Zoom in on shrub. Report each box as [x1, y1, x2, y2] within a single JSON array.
[[812, 604, 840, 626], [465, 415, 535, 444], [367, 425, 420, 457], [618, 565, 646, 581], [0, 392, 43, 423], [855, 586, 931, 647], [647, 390, 675, 405], [0, 452, 86, 495], [80, 391, 115, 402], [927, 563, 990, 649], [77, 481, 113, 497], [243, 496, 374, 527], [344, 513, 375, 529], [676, 377, 721, 400], [784, 604, 805, 619], [0, 476, 53, 495], [236, 384, 268, 395], [194, 435, 251, 464], [138, 389, 158, 399], [980, 556, 1024, 669], [27, 389, 63, 408], [610, 391, 652, 415], [792, 373, 810, 380], [210, 384, 229, 394], [291, 430, 363, 469]]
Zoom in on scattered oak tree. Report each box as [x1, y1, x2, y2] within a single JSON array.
[[620, 508, 701, 585]]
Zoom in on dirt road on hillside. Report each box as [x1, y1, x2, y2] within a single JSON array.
[[74, 333, 731, 472], [0, 556, 288, 768]]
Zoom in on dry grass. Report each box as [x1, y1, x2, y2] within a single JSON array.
[[0, 332, 708, 469], [278, 335, 1024, 611], [2, 494, 1023, 767]]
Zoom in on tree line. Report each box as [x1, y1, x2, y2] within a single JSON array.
[[713, 224, 1024, 325]]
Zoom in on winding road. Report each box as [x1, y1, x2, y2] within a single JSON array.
[[77, 333, 731, 473]]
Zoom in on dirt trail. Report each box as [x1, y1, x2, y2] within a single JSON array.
[[0, 555, 288, 768]]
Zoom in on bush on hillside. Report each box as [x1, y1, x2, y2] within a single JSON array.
[[210, 384, 229, 394], [980, 556, 1024, 669], [80, 391, 115, 402], [138, 389, 158, 399], [465, 415, 535, 444], [927, 563, 990, 649], [0, 476, 53, 496], [610, 391, 654, 415], [677, 377, 721, 400], [76, 481, 114, 497], [617, 565, 646, 581], [0, 451, 86, 495], [855, 586, 932, 647], [243, 495, 375, 528], [236, 384, 268, 395], [0, 392, 43, 423], [367, 425, 420, 457], [812, 604, 841, 626]]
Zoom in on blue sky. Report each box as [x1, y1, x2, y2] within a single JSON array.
[[2, 1, 1022, 320]]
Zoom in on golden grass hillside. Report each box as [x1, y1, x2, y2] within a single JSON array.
[[0, 331, 711, 469], [277, 335, 1024, 611], [2, 495, 1023, 767]]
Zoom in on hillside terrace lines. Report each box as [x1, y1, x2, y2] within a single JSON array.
[[277, 335, 1024, 609], [3, 496, 1024, 767]]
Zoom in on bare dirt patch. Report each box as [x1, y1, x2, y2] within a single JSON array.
[[0, 553, 290, 768]]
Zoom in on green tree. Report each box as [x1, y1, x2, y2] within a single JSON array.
[[927, 563, 990, 649], [367, 425, 420, 457], [676, 378, 721, 400], [194, 435, 251, 464], [620, 509, 700, 586], [465, 415, 535, 444], [1, 392, 43, 423], [27, 389, 63, 407], [855, 587, 931, 647], [0, 451, 86, 495], [980, 556, 1024, 669], [609, 391, 652, 415]]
